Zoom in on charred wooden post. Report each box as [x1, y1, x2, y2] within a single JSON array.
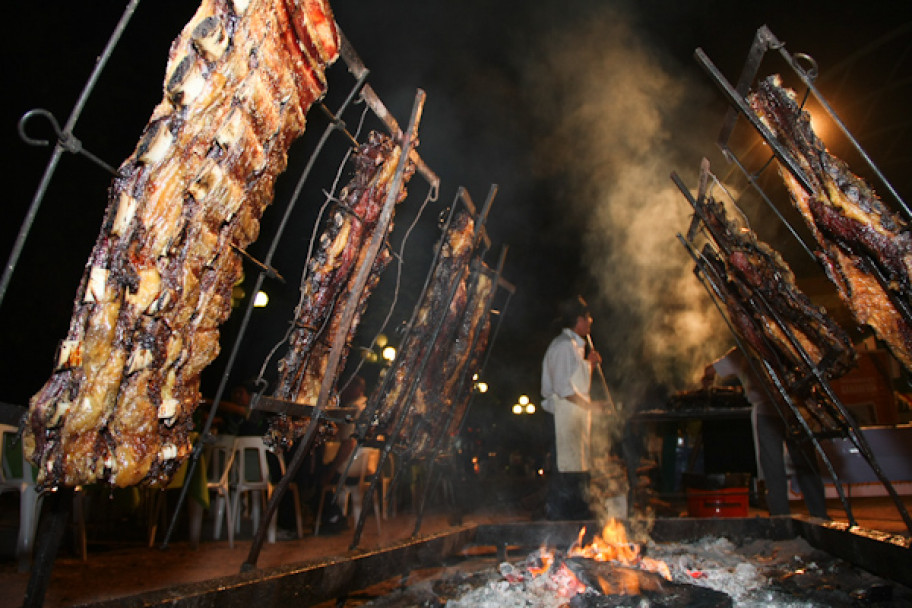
[[22, 489, 74, 608]]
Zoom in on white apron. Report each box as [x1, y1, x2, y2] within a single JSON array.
[[553, 371, 592, 473]]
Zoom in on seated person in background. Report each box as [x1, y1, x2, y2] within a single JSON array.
[[319, 376, 375, 532], [215, 381, 267, 436], [323, 376, 370, 484]]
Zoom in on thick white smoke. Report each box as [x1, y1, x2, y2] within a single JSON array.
[[522, 6, 732, 408]]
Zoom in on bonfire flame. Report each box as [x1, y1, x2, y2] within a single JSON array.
[[527, 544, 554, 577], [525, 519, 672, 597], [569, 519, 639, 563]]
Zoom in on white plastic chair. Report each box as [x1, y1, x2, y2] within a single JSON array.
[[0, 424, 43, 571], [315, 446, 381, 535], [230, 436, 303, 543], [189, 434, 236, 548]]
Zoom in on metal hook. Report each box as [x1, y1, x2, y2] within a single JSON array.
[[792, 53, 819, 82], [18, 109, 61, 148], [18, 108, 117, 175]]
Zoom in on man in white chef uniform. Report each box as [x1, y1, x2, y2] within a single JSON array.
[[541, 296, 607, 520]]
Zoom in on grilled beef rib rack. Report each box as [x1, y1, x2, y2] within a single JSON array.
[[675, 161, 912, 533]]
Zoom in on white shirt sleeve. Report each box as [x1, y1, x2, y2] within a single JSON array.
[[542, 332, 589, 402]]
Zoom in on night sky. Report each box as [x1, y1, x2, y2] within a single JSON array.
[[3, 1, 911, 447]]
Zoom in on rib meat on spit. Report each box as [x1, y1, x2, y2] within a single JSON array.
[[370, 212, 476, 445], [410, 260, 495, 455], [442, 263, 496, 439], [25, 0, 340, 489], [698, 194, 856, 384], [749, 75, 912, 372], [267, 131, 415, 450]]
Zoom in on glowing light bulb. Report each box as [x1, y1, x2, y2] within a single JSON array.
[[253, 291, 269, 307]]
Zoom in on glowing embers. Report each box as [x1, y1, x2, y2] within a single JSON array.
[[447, 520, 730, 608], [526, 519, 672, 598], [569, 520, 673, 587]]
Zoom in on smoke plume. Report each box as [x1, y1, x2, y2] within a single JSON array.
[[522, 5, 732, 410]]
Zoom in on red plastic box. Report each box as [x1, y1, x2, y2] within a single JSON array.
[[686, 487, 749, 518]]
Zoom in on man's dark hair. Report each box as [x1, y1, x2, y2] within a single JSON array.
[[558, 295, 590, 328]]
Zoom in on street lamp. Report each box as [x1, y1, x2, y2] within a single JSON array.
[[381, 346, 397, 362]]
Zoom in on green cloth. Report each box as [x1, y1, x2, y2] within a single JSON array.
[[2, 431, 36, 480], [3, 432, 23, 478], [188, 452, 210, 509], [175, 435, 210, 510]]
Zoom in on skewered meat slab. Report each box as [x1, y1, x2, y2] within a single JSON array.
[[748, 75, 912, 371], [441, 264, 495, 439], [406, 267, 473, 455], [24, 0, 340, 489], [265, 132, 414, 450], [373, 212, 476, 439], [402, 244, 496, 460], [702, 245, 779, 366], [699, 195, 856, 382], [274, 131, 414, 405]]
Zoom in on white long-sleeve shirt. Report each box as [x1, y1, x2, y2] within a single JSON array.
[[541, 328, 593, 472]]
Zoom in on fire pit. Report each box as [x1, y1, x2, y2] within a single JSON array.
[[70, 517, 911, 607], [349, 519, 911, 607]]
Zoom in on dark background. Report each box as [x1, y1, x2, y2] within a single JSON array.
[[2, 2, 911, 458]]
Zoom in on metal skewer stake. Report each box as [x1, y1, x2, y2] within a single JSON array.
[[586, 334, 618, 414]]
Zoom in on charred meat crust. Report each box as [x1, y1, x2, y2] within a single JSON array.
[[749, 75, 912, 371], [25, 0, 340, 489]]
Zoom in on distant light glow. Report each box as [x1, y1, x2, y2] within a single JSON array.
[[512, 404, 523, 415], [525, 404, 536, 414], [253, 291, 269, 307], [518, 395, 530, 405], [806, 105, 833, 143], [381, 346, 397, 362], [476, 381, 488, 393]]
